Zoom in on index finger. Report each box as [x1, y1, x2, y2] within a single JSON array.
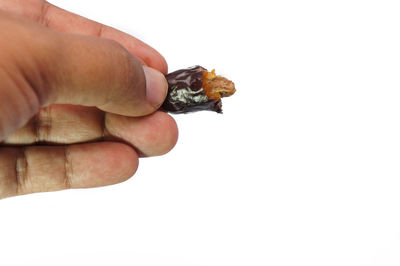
[[0, 0, 168, 74]]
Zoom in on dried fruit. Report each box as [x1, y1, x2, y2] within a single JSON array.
[[162, 66, 235, 114]]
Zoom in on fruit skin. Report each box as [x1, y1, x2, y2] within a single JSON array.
[[162, 66, 235, 114]]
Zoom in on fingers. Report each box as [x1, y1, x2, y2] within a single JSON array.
[[0, 0, 168, 74], [44, 34, 168, 116], [105, 111, 178, 157], [0, 142, 138, 199], [3, 105, 178, 157]]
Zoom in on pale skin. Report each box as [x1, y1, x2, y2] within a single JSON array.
[[0, 0, 179, 199]]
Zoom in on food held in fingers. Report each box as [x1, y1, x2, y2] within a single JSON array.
[[162, 66, 236, 114]]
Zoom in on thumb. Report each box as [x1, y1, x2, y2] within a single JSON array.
[[43, 34, 168, 116]]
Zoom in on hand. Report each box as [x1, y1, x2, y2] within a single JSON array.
[[0, 0, 178, 199]]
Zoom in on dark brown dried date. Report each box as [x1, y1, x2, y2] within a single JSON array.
[[162, 66, 235, 114]]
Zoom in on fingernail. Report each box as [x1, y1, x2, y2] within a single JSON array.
[[143, 66, 168, 108]]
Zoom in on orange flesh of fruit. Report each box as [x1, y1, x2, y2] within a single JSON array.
[[202, 69, 236, 100]]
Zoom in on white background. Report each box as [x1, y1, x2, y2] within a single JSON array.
[[1, 0, 400, 265]]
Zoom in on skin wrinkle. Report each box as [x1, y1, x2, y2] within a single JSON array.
[[14, 150, 19, 195], [34, 106, 52, 142], [15, 146, 28, 195], [18, 66, 45, 108], [96, 24, 106, 38], [37, 0, 50, 27], [45, 106, 52, 141], [101, 111, 109, 140], [63, 145, 72, 189]]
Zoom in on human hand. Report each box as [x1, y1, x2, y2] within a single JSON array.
[[0, 0, 178, 199]]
